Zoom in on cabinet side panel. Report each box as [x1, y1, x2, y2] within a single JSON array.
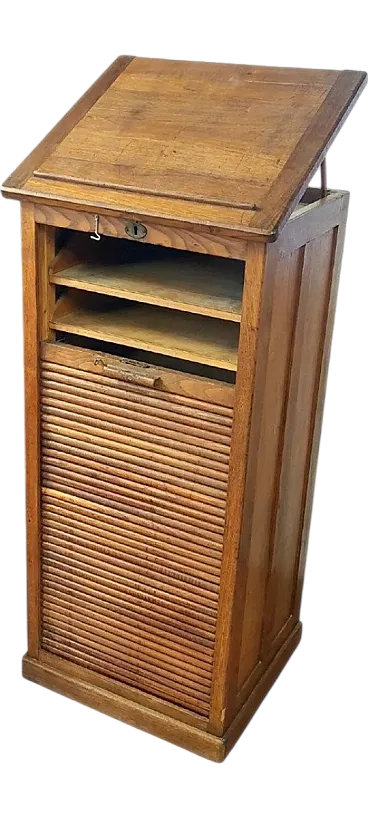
[[236, 247, 304, 689], [294, 214, 348, 615], [21, 203, 41, 657], [233, 195, 349, 715], [261, 227, 338, 650]]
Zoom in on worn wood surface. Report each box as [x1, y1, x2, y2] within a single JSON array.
[[37, 647, 208, 729], [21, 203, 41, 657], [33, 203, 248, 258], [51, 294, 240, 371], [236, 245, 304, 693], [39, 346, 233, 716], [42, 342, 235, 407], [226, 191, 349, 718], [7, 55, 361, 759], [22, 619, 301, 761], [3, 59, 365, 238], [50, 238, 244, 321], [249, 72, 366, 233], [261, 229, 337, 651], [293, 204, 349, 617], [37, 224, 56, 340], [2, 57, 133, 194], [209, 241, 270, 733], [23, 654, 225, 761]]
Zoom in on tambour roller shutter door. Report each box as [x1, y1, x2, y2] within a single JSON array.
[[39, 355, 233, 716]]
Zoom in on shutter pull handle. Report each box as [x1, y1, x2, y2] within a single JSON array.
[[94, 358, 161, 389]]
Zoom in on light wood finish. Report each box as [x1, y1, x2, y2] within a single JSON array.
[[42, 342, 234, 408], [34, 203, 248, 259], [2, 57, 364, 760], [261, 230, 337, 651], [37, 224, 56, 340], [293, 211, 348, 618], [21, 203, 41, 657], [231, 192, 349, 719], [22, 621, 301, 761], [51, 294, 240, 371], [50, 242, 244, 321], [39, 348, 232, 716], [3, 57, 133, 194], [3, 58, 365, 238], [209, 240, 269, 733], [236, 244, 304, 691]]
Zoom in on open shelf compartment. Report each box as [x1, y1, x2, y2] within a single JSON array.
[[51, 291, 239, 371], [50, 233, 244, 322]]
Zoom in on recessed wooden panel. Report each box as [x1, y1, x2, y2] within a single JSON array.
[[234, 226, 338, 702], [237, 245, 304, 689], [40, 352, 233, 716], [262, 228, 337, 647]]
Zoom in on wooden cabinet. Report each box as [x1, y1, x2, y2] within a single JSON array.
[[2, 57, 366, 760]]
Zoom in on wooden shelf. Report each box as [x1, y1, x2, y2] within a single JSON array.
[[50, 249, 243, 322], [51, 294, 239, 371]]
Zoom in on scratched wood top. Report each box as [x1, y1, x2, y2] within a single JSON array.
[[2, 57, 366, 238]]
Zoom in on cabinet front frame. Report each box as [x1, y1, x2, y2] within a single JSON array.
[[21, 192, 348, 743], [21, 201, 238, 730]]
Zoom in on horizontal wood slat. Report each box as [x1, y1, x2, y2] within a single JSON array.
[[41, 380, 231, 444], [42, 595, 213, 664], [42, 477, 225, 532], [40, 353, 232, 714]]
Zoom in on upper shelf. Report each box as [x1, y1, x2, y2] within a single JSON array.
[[2, 57, 366, 239], [50, 239, 244, 322]]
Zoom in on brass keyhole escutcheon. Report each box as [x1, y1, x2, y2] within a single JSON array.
[[125, 221, 148, 239]]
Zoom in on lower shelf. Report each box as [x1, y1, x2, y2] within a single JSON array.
[[51, 293, 239, 371]]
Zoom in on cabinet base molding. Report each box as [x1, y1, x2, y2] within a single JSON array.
[[22, 622, 301, 762]]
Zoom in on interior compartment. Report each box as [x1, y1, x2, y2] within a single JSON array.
[[54, 333, 237, 384], [51, 290, 239, 371], [49, 193, 323, 387], [50, 233, 244, 321]]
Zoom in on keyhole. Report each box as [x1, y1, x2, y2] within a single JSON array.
[[125, 221, 148, 240]]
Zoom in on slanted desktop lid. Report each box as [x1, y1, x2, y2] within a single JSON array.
[[2, 56, 366, 239]]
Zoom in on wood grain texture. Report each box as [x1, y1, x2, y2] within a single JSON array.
[[37, 224, 56, 340], [293, 207, 349, 617], [33, 204, 249, 258], [21, 203, 41, 657], [39, 347, 233, 716], [223, 622, 302, 757], [225, 192, 349, 720], [261, 229, 337, 651], [8, 54, 360, 759], [51, 294, 240, 371], [3, 59, 365, 238], [23, 655, 225, 761], [209, 241, 269, 733], [37, 648, 207, 729], [249, 72, 366, 235], [236, 245, 304, 691], [50, 244, 244, 321], [22, 619, 301, 760], [2, 57, 133, 192], [41, 341, 235, 408]]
